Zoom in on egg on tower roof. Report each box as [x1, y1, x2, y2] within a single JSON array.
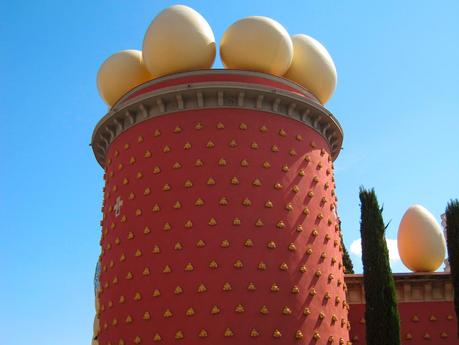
[[96, 50, 152, 106], [142, 4, 216, 78], [220, 16, 293, 76], [284, 34, 337, 104], [96, 5, 339, 106]]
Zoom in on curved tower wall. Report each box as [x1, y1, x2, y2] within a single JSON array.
[[92, 70, 348, 345]]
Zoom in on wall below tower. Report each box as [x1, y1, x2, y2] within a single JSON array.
[[346, 273, 458, 344]]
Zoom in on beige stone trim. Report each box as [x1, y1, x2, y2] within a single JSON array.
[[346, 273, 454, 304], [91, 70, 343, 168]]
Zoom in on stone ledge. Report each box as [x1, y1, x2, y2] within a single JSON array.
[[346, 272, 453, 304], [91, 70, 343, 168]]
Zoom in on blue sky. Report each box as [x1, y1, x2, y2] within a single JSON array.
[[1, 1, 458, 344]]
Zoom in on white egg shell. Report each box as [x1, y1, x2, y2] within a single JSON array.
[[96, 50, 152, 106], [284, 34, 337, 104], [142, 5, 216, 78], [220, 16, 293, 76], [397, 204, 446, 272]]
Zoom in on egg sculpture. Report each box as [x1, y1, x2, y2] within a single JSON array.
[[96, 50, 152, 106], [284, 34, 337, 104], [220, 16, 293, 76], [142, 5, 216, 78], [397, 204, 446, 272]]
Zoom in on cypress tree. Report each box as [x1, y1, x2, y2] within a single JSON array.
[[341, 236, 354, 274], [338, 220, 354, 274], [445, 199, 459, 337], [359, 187, 400, 345]]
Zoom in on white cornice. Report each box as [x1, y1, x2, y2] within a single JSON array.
[[91, 70, 343, 168], [346, 273, 454, 304]]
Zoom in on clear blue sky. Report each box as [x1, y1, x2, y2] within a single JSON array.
[[1, 1, 458, 344]]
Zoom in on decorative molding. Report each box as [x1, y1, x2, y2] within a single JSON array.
[[91, 70, 343, 168], [346, 273, 454, 304]]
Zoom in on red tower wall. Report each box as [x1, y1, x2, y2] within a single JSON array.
[[93, 72, 349, 345]]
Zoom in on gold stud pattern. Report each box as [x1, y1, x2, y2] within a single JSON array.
[[282, 306, 292, 315], [99, 115, 347, 344], [235, 304, 245, 313], [273, 329, 282, 338]]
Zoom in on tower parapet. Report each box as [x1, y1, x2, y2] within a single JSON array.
[[92, 70, 342, 167]]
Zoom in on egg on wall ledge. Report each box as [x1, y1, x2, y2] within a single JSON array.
[[397, 204, 446, 272], [220, 16, 293, 76], [142, 5, 216, 78], [284, 34, 337, 104], [96, 50, 152, 107]]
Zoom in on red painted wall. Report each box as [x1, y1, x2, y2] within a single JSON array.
[[97, 108, 349, 345], [120, 72, 318, 105], [349, 301, 458, 344]]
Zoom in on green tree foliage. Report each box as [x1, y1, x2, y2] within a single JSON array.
[[341, 237, 354, 274], [359, 187, 400, 345], [338, 220, 354, 274], [445, 199, 459, 337]]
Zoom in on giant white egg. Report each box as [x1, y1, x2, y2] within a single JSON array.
[[142, 5, 216, 78], [220, 16, 293, 76], [284, 34, 337, 104], [397, 204, 446, 272], [96, 50, 152, 106]]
